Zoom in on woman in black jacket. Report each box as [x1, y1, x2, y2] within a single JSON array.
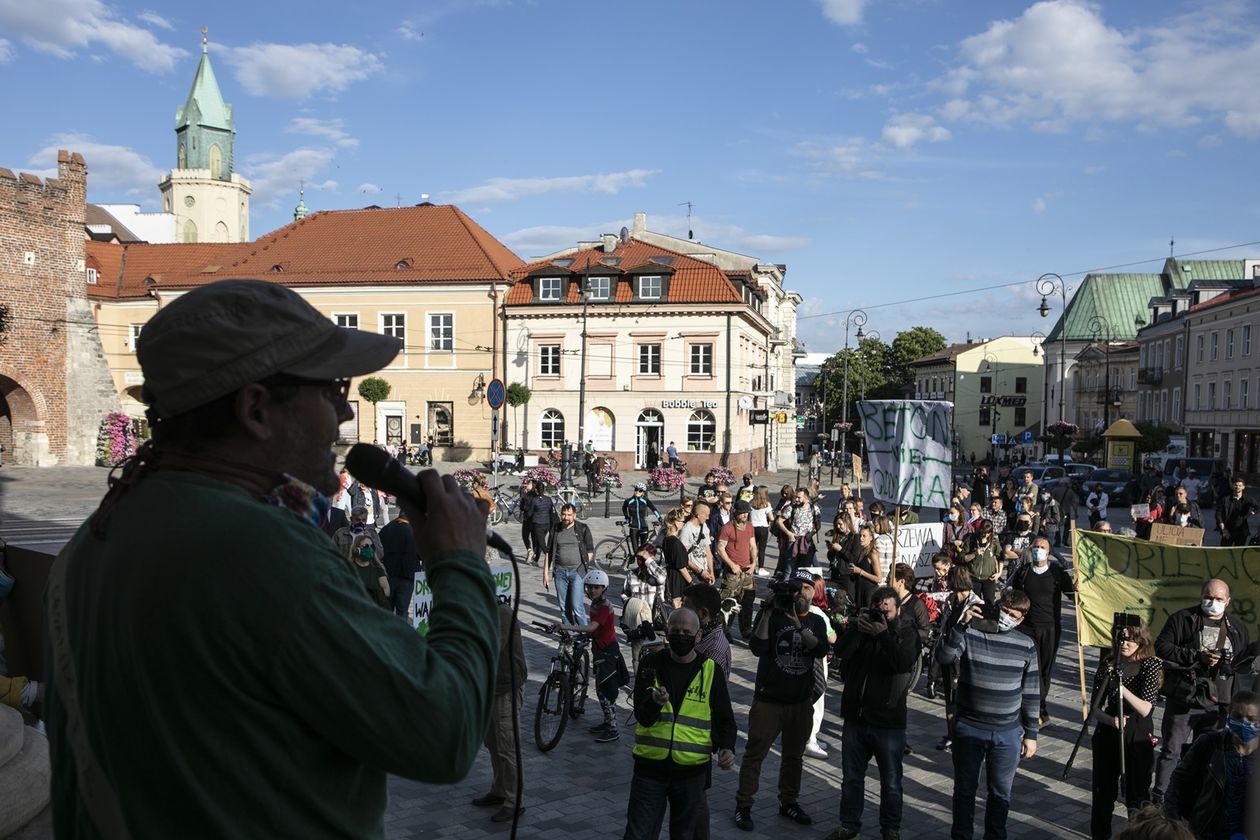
[[1165, 689, 1260, 840], [826, 511, 861, 601]]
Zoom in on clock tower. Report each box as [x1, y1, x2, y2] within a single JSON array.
[[158, 28, 252, 242]]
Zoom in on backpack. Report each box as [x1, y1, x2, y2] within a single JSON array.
[[917, 591, 940, 623]]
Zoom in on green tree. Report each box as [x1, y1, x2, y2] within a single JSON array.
[[816, 336, 890, 438], [1134, 421, 1171, 455], [506, 382, 531, 449], [889, 326, 947, 388], [357, 377, 391, 405]]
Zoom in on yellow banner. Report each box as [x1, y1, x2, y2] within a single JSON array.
[[1073, 530, 1260, 647]]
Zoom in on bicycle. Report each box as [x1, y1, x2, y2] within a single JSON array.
[[531, 621, 592, 752], [550, 486, 593, 520], [488, 485, 525, 526], [593, 519, 660, 572]]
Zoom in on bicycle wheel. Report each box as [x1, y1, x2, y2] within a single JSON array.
[[488, 503, 504, 526], [534, 671, 569, 752], [592, 537, 623, 572], [603, 456, 619, 471], [574, 492, 593, 520], [569, 649, 591, 717]]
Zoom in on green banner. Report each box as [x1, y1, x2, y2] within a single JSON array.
[[1073, 530, 1260, 647]]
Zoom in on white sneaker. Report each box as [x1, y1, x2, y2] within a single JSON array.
[[804, 741, 828, 759], [756, 568, 771, 578]]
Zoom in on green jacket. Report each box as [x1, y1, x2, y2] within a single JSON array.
[[46, 471, 499, 838]]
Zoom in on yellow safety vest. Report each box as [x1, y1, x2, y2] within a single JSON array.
[[633, 657, 715, 766]]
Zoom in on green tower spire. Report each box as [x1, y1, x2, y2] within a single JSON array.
[[294, 181, 309, 221], [175, 27, 235, 180]]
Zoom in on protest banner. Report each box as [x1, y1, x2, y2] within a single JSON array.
[[1129, 503, 1150, 520], [1149, 523, 1205, 547], [1072, 529, 1260, 647], [891, 521, 945, 577], [413, 564, 514, 634], [856, 400, 953, 509]]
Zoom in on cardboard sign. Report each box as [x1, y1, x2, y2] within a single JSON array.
[[856, 400, 953, 509], [892, 521, 946, 577], [413, 564, 514, 635], [1149, 523, 1205, 547], [1073, 530, 1257, 646], [1129, 504, 1150, 520]]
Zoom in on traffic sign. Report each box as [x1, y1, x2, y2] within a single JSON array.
[[748, 409, 770, 425], [1022, 430, 1034, 444], [991, 434, 1007, 444], [486, 378, 505, 410]]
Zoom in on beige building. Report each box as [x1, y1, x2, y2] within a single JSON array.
[[88, 203, 522, 459], [1071, 341, 1138, 434]]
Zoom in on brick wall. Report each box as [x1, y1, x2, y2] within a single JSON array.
[[0, 150, 119, 465]]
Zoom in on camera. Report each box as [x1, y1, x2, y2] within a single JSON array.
[[626, 620, 657, 644], [770, 579, 799, 612], [637, 663, 656, 689], [982, 602, 1000, 621], [866, 607, 884, 623]]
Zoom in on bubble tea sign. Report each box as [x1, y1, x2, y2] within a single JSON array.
[[856, 400, 954, 509]]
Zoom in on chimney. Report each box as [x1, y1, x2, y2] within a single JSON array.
[[632, 212, 647, 235], [601, 234, 617, 253]]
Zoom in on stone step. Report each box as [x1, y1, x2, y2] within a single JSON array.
[[0, 725, 51, 837]]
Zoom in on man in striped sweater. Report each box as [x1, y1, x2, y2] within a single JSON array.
[[936, 590, 1040, 840]]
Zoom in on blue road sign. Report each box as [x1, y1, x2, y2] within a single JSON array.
[[486, 378, 506, 410], [1022, 430, 1034, 444]]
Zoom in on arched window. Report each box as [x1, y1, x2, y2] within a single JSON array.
[[178, 143, 186, 169], [215, 221, 230, 242], [181, 219, 197, 243], [587, 407, 614, 451], [687, 410, 716, 452], [209, 144, 222, 179], [540, 409, 565, 449]]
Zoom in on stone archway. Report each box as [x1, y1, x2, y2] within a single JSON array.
[[0, 373, 51, 466]]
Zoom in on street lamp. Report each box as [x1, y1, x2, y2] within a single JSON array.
[[1036, 273, 1068, 424], [840, 309, 868, 482], [1087, 315, 1116, 430], [575, 280, 591, 472], [981, 351, 1001, 464]]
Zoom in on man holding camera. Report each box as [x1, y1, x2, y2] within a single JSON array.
[[734, 571, 831, 832], [825, 586, 921, 840], [1152, 579, 1250, 802], [626, 607, 737, 839], [937, 591, 1041, 840]]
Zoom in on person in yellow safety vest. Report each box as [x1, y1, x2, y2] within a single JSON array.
[[624, 607, 737, 840]]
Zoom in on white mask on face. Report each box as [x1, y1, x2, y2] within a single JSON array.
[[1033, 547, 1049, 564], [997, 612, 1019, 632], [1203, 598, 1226, 618]]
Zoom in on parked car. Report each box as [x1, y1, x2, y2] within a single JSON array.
[[1043, 463, 1094, 496], [1083, 468, 1135, 506]]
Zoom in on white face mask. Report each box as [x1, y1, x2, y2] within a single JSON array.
[[1203, 598, 1226, 618], [1033, 547, 1050, 565], [997, 612, 1019, 632], [1178, 515, 1190, 525]]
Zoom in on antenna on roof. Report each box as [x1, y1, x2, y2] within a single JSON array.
[[1170, 236, 1175, 257], [678, 201, 695, 240], [395, 192, 402, 208], [201, 26, 208, 52]]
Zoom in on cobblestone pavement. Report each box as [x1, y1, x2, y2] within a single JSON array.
[[0, 462, 1164, 838]]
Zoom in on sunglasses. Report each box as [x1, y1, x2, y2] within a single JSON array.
[[265, 375, 352, 410]]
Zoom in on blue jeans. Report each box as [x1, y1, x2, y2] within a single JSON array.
[[951, 719, 1022, 840], [554, 567, 588, 626], [839, 719, 906, 833]]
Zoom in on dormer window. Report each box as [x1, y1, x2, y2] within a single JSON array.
[[270, 263, 285, 273], [539, 277, 562, 301], [587, 276, 611, 300], [637, 275, 662, 300], [395, 258, 413, 270]]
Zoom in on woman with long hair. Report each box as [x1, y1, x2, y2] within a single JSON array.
[[827, 510, 861, 601], [850, 524, 884, 609], [661, 507, 690, 607], [961, 518, 1002, 606], [773, 484, 796, 578], [942, 502, 966, 559], [871, 514, 895, 583], [348, 533, 391, 609], [1090, 620, 1163, 840], [749, 485, 773, 577]]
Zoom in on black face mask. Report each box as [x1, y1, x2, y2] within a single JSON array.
[[667, 632, 697, 657]]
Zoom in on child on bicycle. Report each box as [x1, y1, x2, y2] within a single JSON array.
[[553, 569, 629, 743]]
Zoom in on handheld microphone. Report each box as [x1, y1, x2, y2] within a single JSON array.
[[344, 443, 426, 514]]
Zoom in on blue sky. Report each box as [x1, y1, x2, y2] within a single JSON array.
[[3, 0, 1260, 351]]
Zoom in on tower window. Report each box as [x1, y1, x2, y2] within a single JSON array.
[[209, 144, 222, 179]]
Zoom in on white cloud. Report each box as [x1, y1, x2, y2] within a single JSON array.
[[865, 58, 894, 70], [1031, 196, 1047, 214], [136, 10, 172, 30], [27, 133, 161, 197], [796, 139, 886, 180], [1083, 165, 1105, 175], [448, 169, 658, 204], [818, 0, 865, 26], [358, 183, 382, 194], [286, 117, 358, 148], [0, 38, 12, 62], [242, 147, 338, 209], [1167, 148, 1187, 158], [851, 42, 869, 54], [397, 22, 424, 41], [939, 0, 1260, 137], [0, 0, 187, 72], [1198, 133, 1223, 149], [220, 42, 383, 100], [881, 113, 952, 149]]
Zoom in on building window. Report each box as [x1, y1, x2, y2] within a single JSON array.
[[1172, 387, 1181, 419], [1015, 377, 1027, 394], [979, 407, 991, 426], [1163, 340, 1171, 370], [86, 267, 98, 285], [1175, 335, 1183, 368], [1227, 329, 1235, 360], [1197, 335, 1205, 362], [1243, 379, 1250, 410], [1225, 380, 1233, 409], [1211, 332, 1219, 361], [689, 343, 713, 376], [1245, 326, 1252, 356], [587, 276, 611, 300], [804, 416, 817, 432], [1129, 368, 1135, 389], [1194, 383, 1201, 410], [381, 313, 405, 341], [1015, 406, 1027, 426], [637, 275, 662, 300], [333, 313, 359, 329], [980, 376, 992, 394], [638, 343, 661, 375], [338, 400, 360, 443], [539, 344, 561, 376], [1208, 381, 1216, 409], [428, 313, 453, 351], [686, 409, 716, 452], [128, 324, 143, 352], [539, 277, 562, 301], [540, 409, 565, 448]]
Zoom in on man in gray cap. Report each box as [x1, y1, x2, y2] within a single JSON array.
[[44, 280, 499, 836]]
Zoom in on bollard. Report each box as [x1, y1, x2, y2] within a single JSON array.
[[796, 468, 801, 489], [604, 486, 611, 518]]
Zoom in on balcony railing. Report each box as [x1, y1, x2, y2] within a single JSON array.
[[1137, 367, 1163, 385]]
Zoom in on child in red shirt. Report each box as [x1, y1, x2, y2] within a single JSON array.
[[553, 569, 628, 742]]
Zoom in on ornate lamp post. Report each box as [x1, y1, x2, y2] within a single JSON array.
[[1087, 315, 1116, 430], [840, 309, 868, 482], [981, 351, 1001, 464], [1036, 273, 1068, 425]]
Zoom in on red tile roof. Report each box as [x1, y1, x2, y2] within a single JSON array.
[[87, 204, 523, 299], [506, 239, 742, 305]]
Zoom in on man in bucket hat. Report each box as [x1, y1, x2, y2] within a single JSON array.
[[45, 280, 499, 837]]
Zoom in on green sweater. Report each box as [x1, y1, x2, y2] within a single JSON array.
[[46, 471, 499, 838]]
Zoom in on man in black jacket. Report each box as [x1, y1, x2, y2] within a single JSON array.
[[1164, 689, 1260, 838], [1215, 478, 1256, 546], [1008, 536, 1075, 725], [380, 512, 419, 619], [1152, 579, 1251, 801], [826, 586, 920, 840]]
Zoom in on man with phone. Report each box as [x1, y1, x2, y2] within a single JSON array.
[[936, 591, 1040, 840], [825, 587, 920, 840]]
